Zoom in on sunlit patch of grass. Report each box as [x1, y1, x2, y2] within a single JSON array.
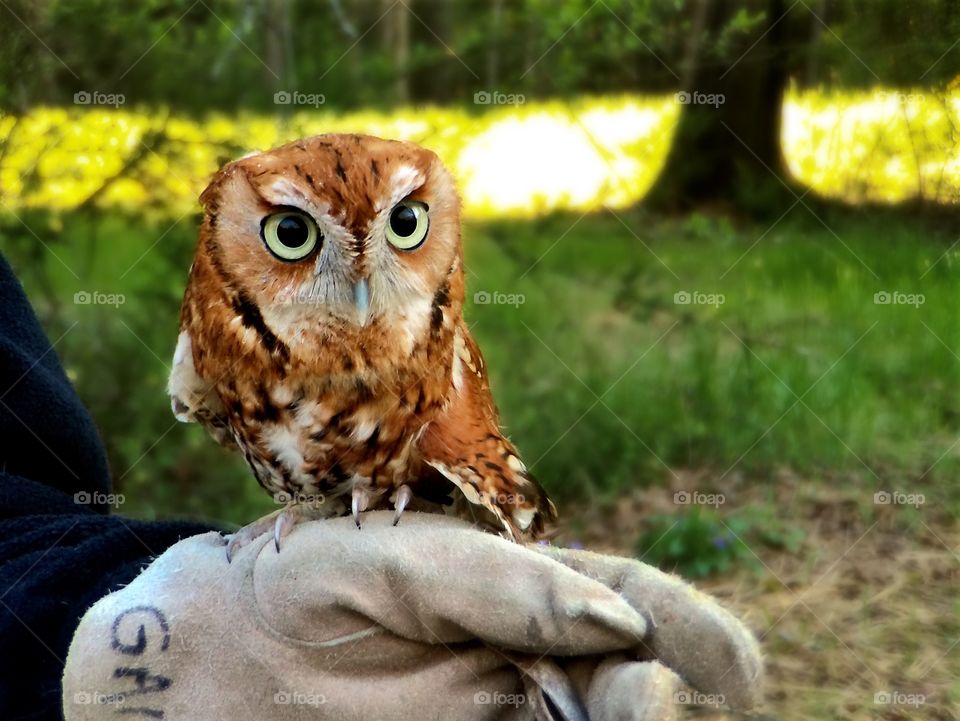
[[456, 97, 676, 216], [0, 96, 677, 221], [783, 86, 960, 204], [3, 87, 959, 224]]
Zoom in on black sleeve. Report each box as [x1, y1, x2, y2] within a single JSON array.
[[0, 253, 218, 721]]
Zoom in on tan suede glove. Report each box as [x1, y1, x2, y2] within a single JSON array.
[[62, 513, 762, 721]]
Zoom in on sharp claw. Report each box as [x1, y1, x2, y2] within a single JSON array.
[[225, 535, 238, 564], [274, 512, 288, 553], [224, 507, 289, 562], [351, 487, 368, 529], [393, 485, 413, 526]]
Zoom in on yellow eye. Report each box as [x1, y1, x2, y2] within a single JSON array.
[[385, 200, 429, 250], [261, 211, 320, 261]]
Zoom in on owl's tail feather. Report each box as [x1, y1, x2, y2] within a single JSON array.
[[424, 458, 557, 543]]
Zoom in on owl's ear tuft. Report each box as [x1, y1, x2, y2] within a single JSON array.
[[199, 162, 236, 211], [199, 160, 257, 215]]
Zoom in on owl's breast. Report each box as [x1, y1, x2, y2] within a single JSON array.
[[220, 354, 453, 501], [188, 277, 458, 500]]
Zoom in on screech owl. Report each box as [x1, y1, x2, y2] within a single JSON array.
[[169, 133, 556, 557]]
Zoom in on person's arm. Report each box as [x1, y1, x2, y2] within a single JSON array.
[[0, 253, 215, 721]]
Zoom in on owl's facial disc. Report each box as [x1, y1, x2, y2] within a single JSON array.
[[209, 136, 461, 335]]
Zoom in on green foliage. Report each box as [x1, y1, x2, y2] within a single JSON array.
[[810, 0, 960, 87], [635, 501, 806, 578], [635, 508, 753, 578]]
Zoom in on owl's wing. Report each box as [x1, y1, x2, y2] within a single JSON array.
[[168, 329, 234, 449], [418, 325, 557, 541]]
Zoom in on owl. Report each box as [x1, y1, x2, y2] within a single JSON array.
[[169, 133, 556, 558]]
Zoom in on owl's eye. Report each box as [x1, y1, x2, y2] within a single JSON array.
[[385, 200, 429, 250], [261, 211, 320, 261]]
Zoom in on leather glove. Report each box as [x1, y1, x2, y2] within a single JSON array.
[[62, 512, 762, 720]]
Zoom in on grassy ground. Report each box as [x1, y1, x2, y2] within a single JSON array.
[[562, 477, 959, 720], [467, 207, 960, 509], [5, 206, 958, 718]]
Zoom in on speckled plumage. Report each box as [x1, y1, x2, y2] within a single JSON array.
[[169, 133, 555, 541]]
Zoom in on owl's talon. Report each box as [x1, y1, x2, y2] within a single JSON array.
[[225, 528, 259, 564], [351, 486, 371, 529], [274, 511, 293, 552], [225, 511, 279, 562], [225, 504, 330, 561], [392, 485, 413, 526]]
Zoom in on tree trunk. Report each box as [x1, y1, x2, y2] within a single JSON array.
[[381, 0, 410, 104], [647, 0, 799, 213], [264, 0, 292, 90], [487, 0, 503, 89]]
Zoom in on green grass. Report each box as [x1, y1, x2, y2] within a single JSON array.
[[465, 208, 960, 506], [3, 206, 959, 524]]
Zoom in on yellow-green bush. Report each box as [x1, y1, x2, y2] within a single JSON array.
[[2, 89, 958, 222]]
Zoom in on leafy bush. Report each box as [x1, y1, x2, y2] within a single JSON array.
[[635, 509, 754, 578]]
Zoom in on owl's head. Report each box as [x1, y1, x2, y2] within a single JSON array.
[[196, 134, 462, 339]]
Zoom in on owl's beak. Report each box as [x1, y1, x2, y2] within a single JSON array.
[[353, 277, 370, 326]]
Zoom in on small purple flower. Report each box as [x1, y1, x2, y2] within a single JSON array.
[[712, 535, 730, 550], [567, 540, 585, 551]]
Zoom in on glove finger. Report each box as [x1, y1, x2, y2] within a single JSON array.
[[251, 513, 649, 655], [533, 546, 762, 710], [586, 658, 680, 721]]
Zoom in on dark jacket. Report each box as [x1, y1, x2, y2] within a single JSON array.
[[0, 253, 215, 720]]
